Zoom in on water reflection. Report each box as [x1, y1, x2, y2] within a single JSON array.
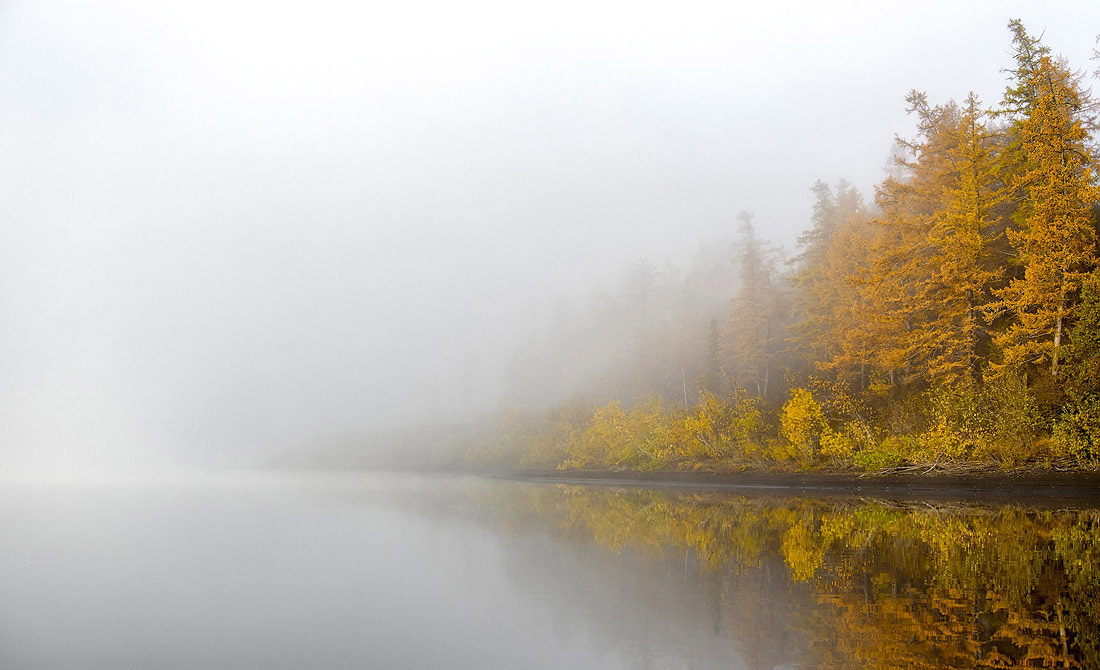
[[485, 484, 1100, 669], [0, 475, 1096, 669]]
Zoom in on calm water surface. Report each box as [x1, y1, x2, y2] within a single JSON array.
[[0, 473, 1097, 669]]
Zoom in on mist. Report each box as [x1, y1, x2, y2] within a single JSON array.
[[3, 0, 1099, 473]]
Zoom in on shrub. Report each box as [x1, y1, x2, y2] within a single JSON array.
[[683, 389, 762, 461], [1052, 394, 1100, 464], [780, 388, 828, 463], [560, 398, 689, 470], [819, 425, 858, 461], [974, 374, 1043, 464], [853, 436, 909, 471], [908, 382, 994, 462], [625, 398, 687, 469]]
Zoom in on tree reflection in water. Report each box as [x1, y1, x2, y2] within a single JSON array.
[[491, 485, 1100, 669]]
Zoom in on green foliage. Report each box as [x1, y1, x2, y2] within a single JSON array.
[[853, 438, 906, 471], [844, 378, 1046, 467], [975, 374, 1043, 463], [1052, 394, 1100, 463], [1063, 273, 1100, 397]]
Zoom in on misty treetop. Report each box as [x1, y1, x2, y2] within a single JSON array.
[[470, 21, 1100, 473]]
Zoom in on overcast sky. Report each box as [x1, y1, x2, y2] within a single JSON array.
[[1, 0, 1098, 472]]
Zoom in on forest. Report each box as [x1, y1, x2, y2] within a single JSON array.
[[466, 21, 1100, 473]]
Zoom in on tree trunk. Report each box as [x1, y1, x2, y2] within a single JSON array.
[[1053, 283, 1066, 377]]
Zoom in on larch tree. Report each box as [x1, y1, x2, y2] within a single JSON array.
[[789, 179, 873, 387], [863, 91, 1005, 386], [996, 19, 1053, 215], [988, 56, 1100, 378], [1001, 20, 1052, 118], [921, 93, 1004, 382], [863, 91, 959, 385]]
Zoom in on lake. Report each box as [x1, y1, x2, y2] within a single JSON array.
[[0, 472, 1097, 669]]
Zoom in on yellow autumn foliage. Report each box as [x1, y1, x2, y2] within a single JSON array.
[[779, 388, 828, 462]]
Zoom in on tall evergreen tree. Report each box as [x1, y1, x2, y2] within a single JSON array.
[[726, 212, 784, 400], [701, 318, 725, 396]]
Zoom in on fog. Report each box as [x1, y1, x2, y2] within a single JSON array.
[[0, 475, 754, 668], [2, 0, 1099, 472]]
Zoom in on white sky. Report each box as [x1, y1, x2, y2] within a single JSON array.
[[1, 0, 1098, 470]]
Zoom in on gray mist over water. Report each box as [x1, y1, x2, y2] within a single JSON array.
[[3, 474, 1097, 669], [0, 476, 752, 669], [2, 0, 1099, 472]]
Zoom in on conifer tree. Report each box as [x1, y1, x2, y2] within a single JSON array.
[[726, 212, 783, 400], [922, 94, 1004, 382], [789, 180, 873, 387], [866, 92, 1004, 385], [701, 318, 725, 395], [988, 56, 1100, 377], [864, 92, 960, 384]]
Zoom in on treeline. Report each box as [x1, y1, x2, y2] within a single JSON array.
[[471, 21, 1100, 472]]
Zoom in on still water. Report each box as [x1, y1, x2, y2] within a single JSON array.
[[0, 473, 1097, 669]]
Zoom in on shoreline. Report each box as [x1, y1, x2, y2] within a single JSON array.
[[469, 467, 1100, 503]]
